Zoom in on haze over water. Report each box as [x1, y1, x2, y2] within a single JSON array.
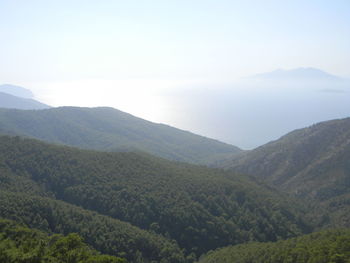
[[1, 0, 349, 148]]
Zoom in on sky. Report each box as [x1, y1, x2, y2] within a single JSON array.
[[1, 0, 350, 148]]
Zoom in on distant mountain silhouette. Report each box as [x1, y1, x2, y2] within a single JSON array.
[[0, 84, 34, 98], [0, 92, 51, 110], [249, 67, 342, 81]]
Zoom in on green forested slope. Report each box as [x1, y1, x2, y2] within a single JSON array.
[[0, 136, 311, 259], [0, 218, 125, 263], [198, 228, 350, 263], [0, 191, 185, 263], [225, 117, 350, 197], [0, 107, 240, 164], [224, 117, 350, 226]]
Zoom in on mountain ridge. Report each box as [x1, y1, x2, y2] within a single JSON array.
[[0, 84, 34, 98], [0, 106, 241, 164], [223, 117, 350, 226]]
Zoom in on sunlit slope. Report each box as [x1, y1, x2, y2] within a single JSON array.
[[0, 218, 125, 263], [0, 191, 185, 263], [0, 106, 240, 164]]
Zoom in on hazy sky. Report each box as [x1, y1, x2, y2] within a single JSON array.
[[1, 0, 350, 147]]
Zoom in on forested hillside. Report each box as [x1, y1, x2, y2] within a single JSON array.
[[198, 228, 350, 263], [2, 1, 349, 262], [224, 117, 350, 226], [0, 191, 185, 263], [0, 136, 312, 261], [0, 107, 240, 164], [0, 219, 125, 263]]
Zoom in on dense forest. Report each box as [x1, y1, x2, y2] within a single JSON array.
[[198, 228, 350, 263], [1, 115, 350, 262], [0, 107, 240, 164], [0, 135, 314, 261], [0, 218, 125, 263], [224, 117, 350, 227], [0, 191, 185, 263], [2, 0, 349, 261]]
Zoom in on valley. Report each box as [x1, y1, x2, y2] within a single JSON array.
[[0, 100, 349, 262], [2, 1, 349, 261]]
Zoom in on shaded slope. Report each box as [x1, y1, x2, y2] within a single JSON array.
[[0, 107, 240, 164], [0, 136, 311, 258], [198, 228, 350, 263], [0, 92, 50, 110]]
